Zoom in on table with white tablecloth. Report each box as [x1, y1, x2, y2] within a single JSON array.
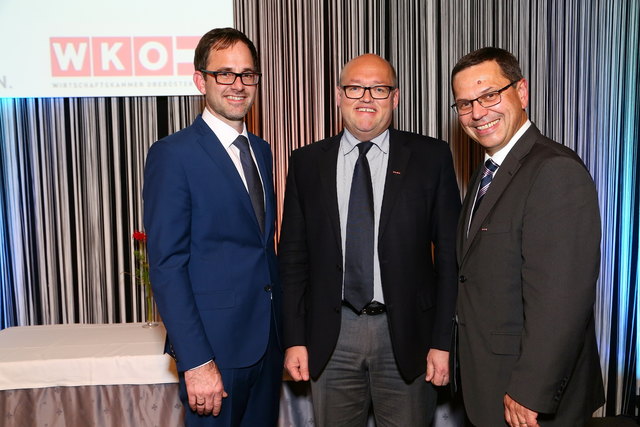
[[0, 323, 463, 427], [0, 322, 183, 426]]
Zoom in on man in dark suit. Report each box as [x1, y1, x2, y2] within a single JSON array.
[[451, 47, 604, 427], [279, 54, 461, 426], [143, 28, 282, 427]]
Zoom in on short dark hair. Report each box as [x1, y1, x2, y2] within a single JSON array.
[[451, 47, 523, 88], [194, 27, 259, 73]]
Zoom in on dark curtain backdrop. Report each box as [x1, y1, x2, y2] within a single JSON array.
[[0, 0, 637, 418]]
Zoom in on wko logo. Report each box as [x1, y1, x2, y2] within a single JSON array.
[[50, 36, 201, 77]]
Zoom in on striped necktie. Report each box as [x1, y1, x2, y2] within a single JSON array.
[[472, 158, 499, 217]]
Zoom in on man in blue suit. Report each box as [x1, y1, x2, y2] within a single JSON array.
[[143, 28, 282, 427]]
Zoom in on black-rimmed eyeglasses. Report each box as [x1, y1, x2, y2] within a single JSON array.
[[199, 69, 262, 86], [342, 85, 395, 99], [451, 80, 520, 115]]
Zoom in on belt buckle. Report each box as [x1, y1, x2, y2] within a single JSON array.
[[362, 301, 385, 315]]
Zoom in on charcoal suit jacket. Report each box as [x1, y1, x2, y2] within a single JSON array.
[[456, 124, 605, 426], [279, 128, 461, 381]]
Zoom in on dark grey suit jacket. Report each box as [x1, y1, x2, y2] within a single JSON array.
[[456, 124, 605, 426], [279, 128, 461, 382]]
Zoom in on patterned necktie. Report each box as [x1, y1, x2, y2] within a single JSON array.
[[472, 158, 499, 217], [233, 135, 265, 234], [344, 141, 375, 312]]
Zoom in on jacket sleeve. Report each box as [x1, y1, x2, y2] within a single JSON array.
[[143, 139, 214, 371], [430, 143, 462, 350], [506, 156, 601, 413], [278, 151, 310, 348]]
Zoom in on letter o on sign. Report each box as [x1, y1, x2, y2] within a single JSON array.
[[139, 41, 168, 71]]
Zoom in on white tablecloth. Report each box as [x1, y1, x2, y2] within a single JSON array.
[[0, 323, 464, 426], [0, 323, 178, 390]]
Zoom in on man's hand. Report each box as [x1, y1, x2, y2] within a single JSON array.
[[504, 394, 539, 427], [184, 361, 228, 416], [284, 346, 310, 381], [425, 349, 450, 386]]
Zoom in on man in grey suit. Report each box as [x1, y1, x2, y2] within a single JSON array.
[[451, 47, 604, 427]]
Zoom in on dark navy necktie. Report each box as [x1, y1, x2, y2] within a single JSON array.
[[472, 158, 499, 217], [233, 135, 265, 234], [344, 141, 374, 312]]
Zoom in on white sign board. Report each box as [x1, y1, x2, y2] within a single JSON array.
[[0, 0, 234, 97]]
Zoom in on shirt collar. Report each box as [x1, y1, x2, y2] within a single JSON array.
[[201, 107, 248, 149], [341, 128, 390, 156], [485, 120, 531, 166]]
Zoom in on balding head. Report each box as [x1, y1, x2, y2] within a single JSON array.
[[336, 54, 399, 141], [339, 54, 397, 88]]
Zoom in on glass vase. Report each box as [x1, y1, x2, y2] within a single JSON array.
[[143, 285, 159, 328]]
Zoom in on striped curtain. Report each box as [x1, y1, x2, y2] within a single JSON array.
[[0, 97, 201, 325], [0, 0, 637, 417]]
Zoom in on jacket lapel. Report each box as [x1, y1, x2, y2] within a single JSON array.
[[192, 117, 264, 239], [379, 129, 411, 240], [461, 125, 540, 259], [318, 134, 344, 255], [248, 133, 273, 242], [458, 165, 483, 259]]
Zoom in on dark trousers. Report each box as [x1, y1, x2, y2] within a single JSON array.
[[179, 312, 283, 427]]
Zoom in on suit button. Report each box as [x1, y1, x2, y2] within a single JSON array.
[[336, 264, 343, 272], [264, 285, 272, 292], [334, 306, 340, 313], [459, 275, 467, 283]]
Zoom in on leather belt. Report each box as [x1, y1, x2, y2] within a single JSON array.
[[343, 300, 386, 316]]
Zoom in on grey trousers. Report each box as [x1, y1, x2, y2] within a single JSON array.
[[310, 306, 437, 427]]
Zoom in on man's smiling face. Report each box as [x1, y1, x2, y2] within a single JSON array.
[[452, 60, 528, 155], [194, 41, 257, 133], [337, 54, 398, 141]]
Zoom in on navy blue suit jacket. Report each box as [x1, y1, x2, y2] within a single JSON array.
[[143, 115, 281, 372]]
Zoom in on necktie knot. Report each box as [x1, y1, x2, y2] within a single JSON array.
[[357, 141, 373, 157], [485, 158, 498, 173], [233, 135, 250, 153]]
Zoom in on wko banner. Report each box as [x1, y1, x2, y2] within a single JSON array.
[[0, 1, 233, 98]]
